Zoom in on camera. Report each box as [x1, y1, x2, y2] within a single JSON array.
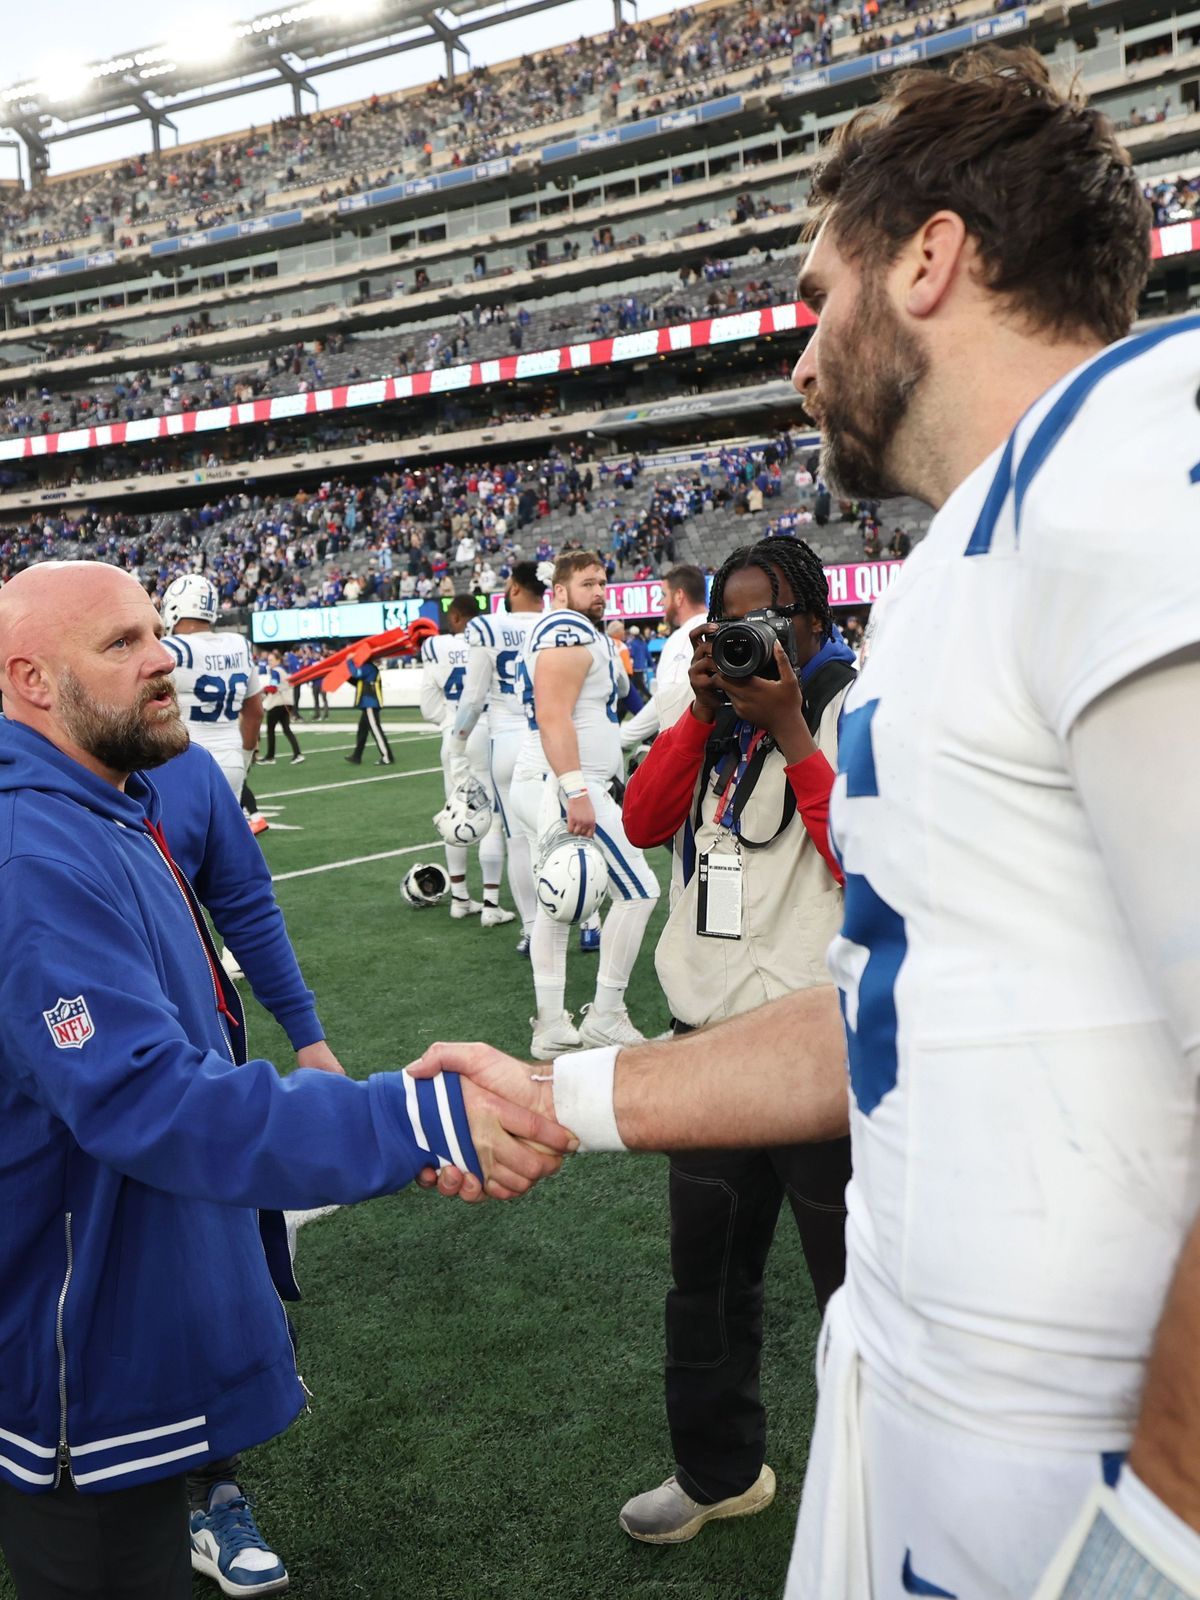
[[710, 609, 800, 682]]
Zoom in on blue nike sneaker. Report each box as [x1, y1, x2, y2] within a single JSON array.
[[579, 925, 601, 953], [190, 1481, 289, 1596], [516, 933, 531, 957]]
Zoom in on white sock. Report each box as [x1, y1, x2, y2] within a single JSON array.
[[445, 843, 468, 896], [531, 911, 570, 1025], [595, 896, 656, 1011], [480, 821, 505, 904], [506, 829, 537, 934]]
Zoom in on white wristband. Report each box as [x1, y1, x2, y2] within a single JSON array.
[[558, 769, 587, 799], [550, 1045, 627, 1152]]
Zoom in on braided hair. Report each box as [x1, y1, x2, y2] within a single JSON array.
[[707, 535, 832, 637]]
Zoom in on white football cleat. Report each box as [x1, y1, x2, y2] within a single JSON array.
[[578, 1004, 645, 1049], [530, 1012, 582, 1061], [481, 904, 516, 927], [449, 897, 483, 919]]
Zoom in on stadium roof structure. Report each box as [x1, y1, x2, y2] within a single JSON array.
[[0, 0, 635, 182]]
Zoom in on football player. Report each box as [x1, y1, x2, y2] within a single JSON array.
[[420, 595, 513, 925], [510, 551, 659, 1060], [413, 47, 1200, 1600], [159, 574, 266, 837], [451, 563, 545, 951]]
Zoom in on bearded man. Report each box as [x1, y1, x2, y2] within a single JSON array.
[[0, 562, 572, 1599]]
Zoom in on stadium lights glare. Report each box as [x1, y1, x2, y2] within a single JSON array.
[[164, 23, 239, 67], [34, 59, 93, 105]]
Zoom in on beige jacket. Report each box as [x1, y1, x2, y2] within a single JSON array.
[[654, 690, 848, 1028]]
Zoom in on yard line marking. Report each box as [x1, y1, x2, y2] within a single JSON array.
[[281, 734, 440, 758], [272, 840, 440, 882], [259, 767, 441, 800]]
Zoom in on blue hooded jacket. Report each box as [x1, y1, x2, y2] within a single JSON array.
[[0, 719, 480, 1495]]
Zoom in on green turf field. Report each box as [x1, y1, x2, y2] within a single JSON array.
[[1, 710, 822, 1600]]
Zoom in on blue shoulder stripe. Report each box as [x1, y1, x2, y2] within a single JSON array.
[[965, 313, 1200, 557], [420, 638, 434, 662], [161, 637, 183, 665], [1014, 313, 1200, 534]]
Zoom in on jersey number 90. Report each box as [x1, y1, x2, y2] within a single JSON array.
[[190, 672, 249, 723]]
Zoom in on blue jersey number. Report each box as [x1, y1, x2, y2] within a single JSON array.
[[496, 649, 519, 696], [517, 659, 537, 729], [836, 699, 909, 1117], [444, 666, 466, 703], [190, 671, 248, 723]]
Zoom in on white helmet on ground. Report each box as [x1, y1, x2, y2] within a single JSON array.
[[433, 778, 492, 846], [161, 574, 219, 631], [534, 825, 608, 924], [401, 861, 450, 907]]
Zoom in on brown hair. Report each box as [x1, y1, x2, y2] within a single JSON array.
[[807, 46, 1151, 345], [552, 550, 605, 587]]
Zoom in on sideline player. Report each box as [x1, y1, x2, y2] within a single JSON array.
[[510, 551, 660, 1059], [452, 563, 545, 950], [160, 575, 262, 800], [413, 48, 1200, 1600], [420, 594, 512, 924]]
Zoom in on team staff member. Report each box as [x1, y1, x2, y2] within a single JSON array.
[[619, 537, 856, 1545], [260, 650, 304, 765], [152, 740, 339, 1596], [345, 655, 393, 765], [620, 566, 710, 751], [0, 561, 572, 1599]]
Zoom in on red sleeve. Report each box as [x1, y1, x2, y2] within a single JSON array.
[[622, 707, 713, 848], [785, 749, 844, 887]]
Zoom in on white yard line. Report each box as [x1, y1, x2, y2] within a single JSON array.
[[272, 840, 440, 882], [259, 767, 441, 800]]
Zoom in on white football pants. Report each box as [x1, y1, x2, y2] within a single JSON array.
[[787, 1289, 1130, 1600]]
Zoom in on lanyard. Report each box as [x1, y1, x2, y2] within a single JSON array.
[[712, 727, 766, 831]]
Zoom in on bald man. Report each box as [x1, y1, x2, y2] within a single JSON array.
[[0, 563, 572, 1600]]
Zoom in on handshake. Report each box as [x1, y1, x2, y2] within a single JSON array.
[[407, 1042, 581, 1202]]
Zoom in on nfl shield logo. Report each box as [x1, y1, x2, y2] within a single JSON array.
[[42, 996, 96, 1050]]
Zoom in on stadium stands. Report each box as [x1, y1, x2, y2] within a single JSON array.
[[0, 0, 1197, 626]]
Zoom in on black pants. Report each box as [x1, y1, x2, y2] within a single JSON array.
[[186, 1452, 242, 1514], [665, 1134, 851, 1504], [265, 706, 301, 760], [0, 1473, 191, 1600], [351, 706, 392, 762]]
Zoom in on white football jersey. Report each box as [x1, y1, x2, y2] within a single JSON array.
[[513, 608, 622, 783], [828, 317, 1200, 1449], [462, 608, 542, 736], [419, 633, 471, 730], [162, 630, 261, 760]]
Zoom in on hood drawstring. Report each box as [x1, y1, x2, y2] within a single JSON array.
[[143, 819, 240, 1031]]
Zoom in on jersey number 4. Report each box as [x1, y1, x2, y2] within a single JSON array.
[[190, 672, 248, 723], [835, 700, 909, 1117]]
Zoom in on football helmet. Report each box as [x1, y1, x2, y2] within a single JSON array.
[[534, 825, 608, 924], [161, 574, 219, 631], [433, 778, 492, 846], [401, 861, 450, 907]]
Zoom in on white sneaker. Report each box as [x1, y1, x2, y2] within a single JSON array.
[[619, 1466, 776, 1545], [530, 1012, 582, 1061], [219, 946, 243, 980], [578, 1003, 645, 1048], [290, 754, 305, 765], [450, 897, 483, 919], [481, 904, 516, 927]]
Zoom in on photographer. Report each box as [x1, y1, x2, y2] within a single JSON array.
[[618, 536, 855, 1546]]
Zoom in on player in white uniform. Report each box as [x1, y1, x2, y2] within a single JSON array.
[[419, 594, 514, 927], [159, 575, 263, 800], [451, 563, 545, 948], [510, 551, 660, 1060], [411, 48, 1200, 1600]]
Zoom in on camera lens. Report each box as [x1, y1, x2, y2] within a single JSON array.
[[712, 621, 769, 679]]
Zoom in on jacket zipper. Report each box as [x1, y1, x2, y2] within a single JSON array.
[[55, 1212, 74, 1482]]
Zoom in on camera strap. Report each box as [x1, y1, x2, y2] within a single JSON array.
[[694, 658, 857, 852]]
